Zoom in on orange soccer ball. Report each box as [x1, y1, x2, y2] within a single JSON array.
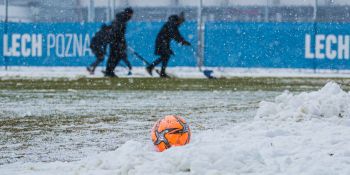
[[151, 115, 191, 152]]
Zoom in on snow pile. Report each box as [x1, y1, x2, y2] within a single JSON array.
[[2, 82, 350, 175], [256, 82, 350, 121]]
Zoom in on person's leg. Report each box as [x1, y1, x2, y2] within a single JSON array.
[[105, 47, 118, 76], [160, 55, 170, 77], [146, 56, 164, 76], [88, 47, 103, 74], [89, 55, 104, 73], [111, 49, 126, 73], [149, 57, 163, 68], [144, 56, 158, 76], [121, 57, 132, 75], [121, 57, 132, 71]]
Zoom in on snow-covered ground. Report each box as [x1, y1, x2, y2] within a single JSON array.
[[0, 90, 272, 165], [1, 66, 350, 79], [1, 82, 350, 174]]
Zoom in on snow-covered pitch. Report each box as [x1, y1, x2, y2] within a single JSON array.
[[1, 82, 350, 175], [2, 66, 350, 79]]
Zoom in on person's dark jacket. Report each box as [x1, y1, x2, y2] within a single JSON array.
[[90, 24, 112, 53], [111, 11, 132, 53], [155, 15, 190, 56]]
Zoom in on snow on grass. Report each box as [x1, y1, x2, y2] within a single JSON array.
[[1, 82, 350, 174], [2, 66, 350, 79]]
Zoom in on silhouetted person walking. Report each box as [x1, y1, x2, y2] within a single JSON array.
[[146, 12, 191, 78], [105, 7, 134, 77], [87, 24, 113, 75]]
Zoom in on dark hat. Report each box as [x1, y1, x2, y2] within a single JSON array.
[[124, 7, 134, 14], [168, 15, 179, 22]]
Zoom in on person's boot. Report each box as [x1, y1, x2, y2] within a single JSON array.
[[86, 66, 94, 75], [160, 74, 170, 78], [104, 71, 118, 78], [146, 66, 153, 76], [159, 70, 170, 78]]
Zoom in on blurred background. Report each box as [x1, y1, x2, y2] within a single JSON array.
[[2, 0, 350, 70], [1, 0, 350, 23]]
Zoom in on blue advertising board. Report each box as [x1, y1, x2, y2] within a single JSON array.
[[205, 22, 350, 69], [2, 21, 350, 70], [0, 22, 197, 67]]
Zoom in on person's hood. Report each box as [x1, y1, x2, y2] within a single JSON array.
[[168, 15, 181, 26], [116, 7, 133, 22], [168, 12, 185, 26]]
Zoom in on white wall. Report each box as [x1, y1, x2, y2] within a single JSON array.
[[75, 0, 350, 7], [79, 0, 171, 7], [0, 5, 32, 22], [335, 0, 350, 4]]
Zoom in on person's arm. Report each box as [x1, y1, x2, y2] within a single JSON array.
[[171, 27, 190, 46]]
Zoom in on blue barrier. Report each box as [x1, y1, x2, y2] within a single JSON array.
[[0, 22, 197, 67], [205, 22, 350, 70], [2, 22, 350, 69]]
